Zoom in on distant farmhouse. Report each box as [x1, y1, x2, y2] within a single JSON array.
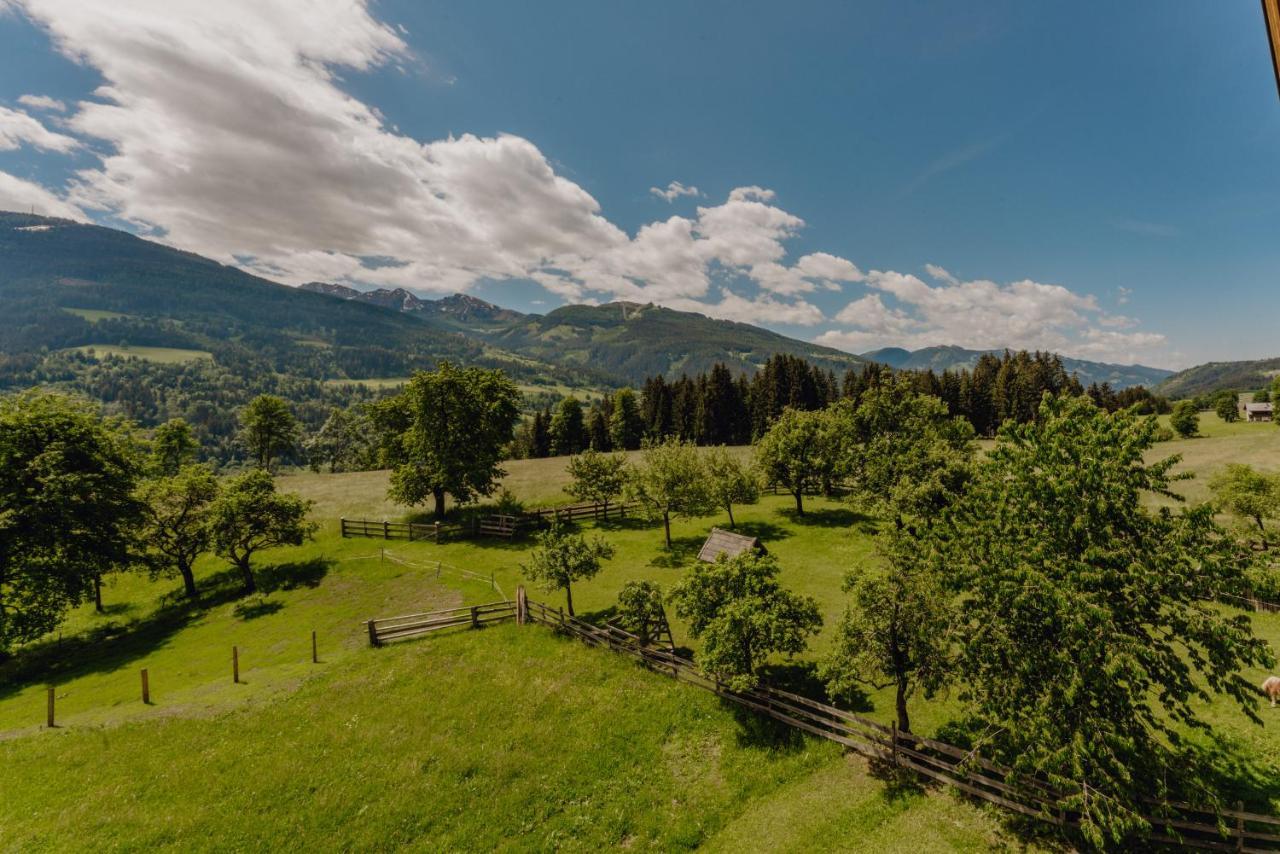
[[698, 528, 766, 563], [1239, 393, 1274, 422], [1244, 401, 1274, 422]]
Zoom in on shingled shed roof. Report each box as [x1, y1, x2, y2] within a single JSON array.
[[698, 527, 766, 563]]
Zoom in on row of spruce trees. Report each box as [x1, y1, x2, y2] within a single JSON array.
[[511, 351, 1169, 458]]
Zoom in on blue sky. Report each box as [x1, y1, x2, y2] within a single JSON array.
[[0, 1, 1276, 368]]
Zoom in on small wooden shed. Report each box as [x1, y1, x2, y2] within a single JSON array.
[[697, 527, 766, 563]]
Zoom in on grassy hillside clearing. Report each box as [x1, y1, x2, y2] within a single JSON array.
[[61, 307, 132, 323], [64, 344, 213, 364]]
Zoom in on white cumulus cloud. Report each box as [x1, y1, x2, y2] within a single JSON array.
[[818, 267, 1167, 365], [16, 94, 66, 112], [649, 180, 700, 202]]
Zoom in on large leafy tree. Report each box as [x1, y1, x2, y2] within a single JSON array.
[[702, 446, 759, 529], [1214, 391, 1240, 423], [0, 392, 144, 651], [627, 438, 715, 548], [845, 380, 974, 531], [753, 408, 826, 515], [209, 470, 316, 593], [371, 363, 521, 520], [1169, 399, 1199, 438], [1210, 463, 1280, 549], [239, 395, 301, 470], [521, 524, 614, 617], [820, 529, 952, 733], [939, 395, 1273, 846], [670, 551, 822, 691], [615, 580, 668, 646], [565, 449, 628, 513], [305, 406, 377, 473], [151, 418, 200, 476], [138, 464, 219, 598]]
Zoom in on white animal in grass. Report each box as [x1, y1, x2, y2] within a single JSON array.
[[1263, 676, 1280, 708]]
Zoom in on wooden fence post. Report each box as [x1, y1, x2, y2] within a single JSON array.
[[891, 722, 898, 766], [141, 668, 150, 704], [367, 619, 380, 647], [516, 586, 526, 625], [46, 686, 54, 728], [340, 517, 347, 538], [311, 630, 318, 664], [382, 520, 389, 539], [232, 646, 240, 684], [1237, 801, 1245, 852], [471, 606, 479, 629], [434, 521, 441, 542]]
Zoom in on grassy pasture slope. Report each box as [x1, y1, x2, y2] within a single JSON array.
[[64, 344, 213, 364], [3, 422, 1280, 850]]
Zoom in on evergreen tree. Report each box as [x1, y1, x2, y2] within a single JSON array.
[[608, 387, 645, 450], [549, 397, 588, 456]]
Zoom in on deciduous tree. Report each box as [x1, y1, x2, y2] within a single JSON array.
[[1170, 399, 1199, 438], [1214, 392, 1240, 423], [670, 551, 821, 691], [239, 395, 301, 470], [819, 530, 952, 733], [565, 449, 628, 514], [753, 408, 825, 515], [1210, 463, 1280, 549], [0, 392, 144, 649], [151, 418, 200, 476], [521, 524, 614, 617], [209, 470, 316, 593], [371, 363, 521, 520], [615, 580, 667, 646], [627, 438, 714, 548], [939, 395, 1272, 846], [703, 446, 759, 529], [138, 464, 219, 598]]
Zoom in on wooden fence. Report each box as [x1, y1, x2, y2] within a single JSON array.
[[522, 500, 639, 525], [341, 499, 639, 544], [364, 590, 1280, 851], [366, 601, 516, 645]]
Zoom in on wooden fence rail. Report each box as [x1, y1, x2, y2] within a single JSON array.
[[341, 500, 639, 545]]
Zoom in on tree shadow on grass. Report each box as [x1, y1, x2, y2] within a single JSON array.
[[756, 660, 875, 714], [257, 557, 331, 593], [729, 520, 792, 543], [0, 575, 244, 701], [232, 597, 284, 621], [648, 534, 705, 569], [777, 506, 877, 530], [723, 698, 810, 753]]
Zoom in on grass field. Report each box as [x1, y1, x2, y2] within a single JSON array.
[[4, 423, 1280, 850], [61, 307, 132, 323], [65, 344, 213, 364]]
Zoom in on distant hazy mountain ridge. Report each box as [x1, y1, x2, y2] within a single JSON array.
[[1155, 358, 1280, 398], [863, 345, 1174, 390]]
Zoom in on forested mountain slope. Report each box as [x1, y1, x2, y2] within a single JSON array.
[[1155, 357, 1280, 398]]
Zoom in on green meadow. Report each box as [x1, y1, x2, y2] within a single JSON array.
[[3, 417, 1280, 850]]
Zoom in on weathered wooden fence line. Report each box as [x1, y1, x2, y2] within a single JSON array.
[[366, 601, 517, 644], [366, 590, 1280, 851], [522, 500, 639, 525], [341, 500, 640, 545]]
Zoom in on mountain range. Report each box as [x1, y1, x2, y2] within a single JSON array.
[[862, 346, 1174, 390], [0, 210, 1255, 398]]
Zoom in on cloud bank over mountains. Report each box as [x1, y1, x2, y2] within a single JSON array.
[[0, 0, 1169, 366]]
